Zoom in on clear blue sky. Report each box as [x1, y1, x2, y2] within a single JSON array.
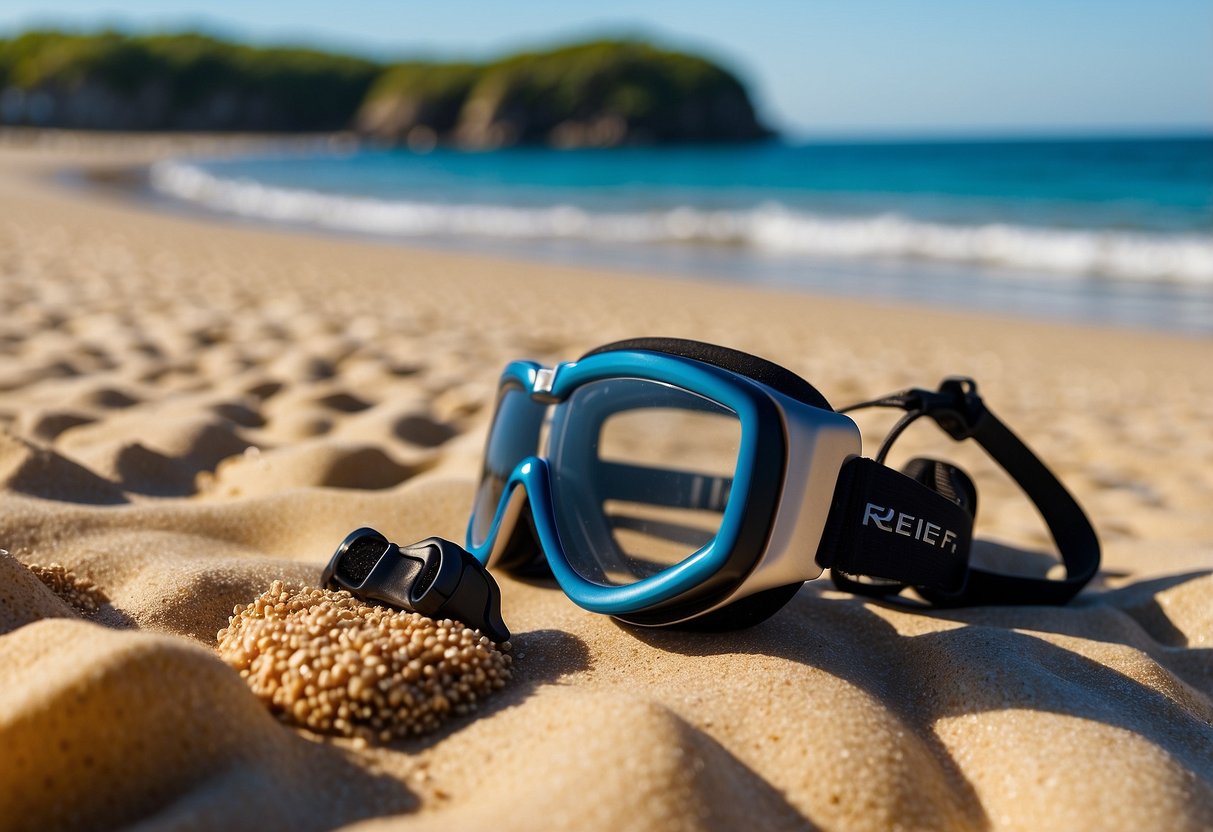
[[2, 0, 1210, 137]]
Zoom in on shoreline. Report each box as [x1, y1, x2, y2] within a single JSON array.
[[32, 127, 1210, 338], [1, 131, 1206, 354], [161, 143, 1213, 335], [1, 131, 1211, 830]]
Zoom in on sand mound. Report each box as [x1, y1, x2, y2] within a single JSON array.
[[356, 691, 819, 832], [0, 619, 416, 832], [20, 409, 98, 441], [0, 431, 128, 504], [205, 441, 421, 497], [60, 415, 254, 496], [78, 385, 143, 410]]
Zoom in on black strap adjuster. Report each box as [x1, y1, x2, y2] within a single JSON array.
[[323, 528, 510, 642], [902, 377, 985, 441]]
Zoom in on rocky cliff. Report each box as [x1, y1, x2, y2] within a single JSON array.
[[357, 42, 772, 148]]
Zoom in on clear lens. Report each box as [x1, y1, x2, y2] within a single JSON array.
[[470, 385, 547, 547], [549, 378, 741, 586]]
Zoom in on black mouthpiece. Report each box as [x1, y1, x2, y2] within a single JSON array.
[[322, 527, 510, 643]]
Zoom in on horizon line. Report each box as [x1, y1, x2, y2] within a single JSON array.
[[781, 126, 1213, 143]]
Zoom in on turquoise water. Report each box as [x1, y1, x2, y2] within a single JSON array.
[[150, 137, 1213, 332]]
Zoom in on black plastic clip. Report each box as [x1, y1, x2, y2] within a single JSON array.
[[903, 377, 986, 441], [322, 527, 510, 643]]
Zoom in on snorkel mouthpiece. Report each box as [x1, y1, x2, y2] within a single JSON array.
[[323, 527, 510, 643]]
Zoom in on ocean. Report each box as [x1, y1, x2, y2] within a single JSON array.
[[148, 137, 1213, 333]]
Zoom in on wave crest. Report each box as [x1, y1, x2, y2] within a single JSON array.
[[150, 160, 1213, 285]]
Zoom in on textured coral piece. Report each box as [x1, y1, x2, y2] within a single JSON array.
[[25, 562, 108, 614], [216, 581, 511, 742]]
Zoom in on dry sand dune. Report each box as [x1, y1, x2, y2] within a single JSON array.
[[0, 135, 1211, 831]]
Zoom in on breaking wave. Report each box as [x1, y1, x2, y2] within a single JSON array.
[[150, 159, 1213, 285]]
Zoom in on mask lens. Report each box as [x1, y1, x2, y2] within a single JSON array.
[[471, 385, 547, 547], [549, 378, 741, 586]]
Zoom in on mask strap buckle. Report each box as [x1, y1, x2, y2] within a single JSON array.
[[324, 528, 511, 642]]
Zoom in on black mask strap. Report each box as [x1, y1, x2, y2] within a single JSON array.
[[825, 378, 1100, 606], [817, 455, 974, 595]]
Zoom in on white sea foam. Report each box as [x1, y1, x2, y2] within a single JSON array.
[[150, 159, 1213, 286]]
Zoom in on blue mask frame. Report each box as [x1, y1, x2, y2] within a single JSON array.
[[465, 349, 802, 619]]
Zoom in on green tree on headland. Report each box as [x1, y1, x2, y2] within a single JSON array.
[[0, 31, 378, 131], [0, 31, 772, 146]]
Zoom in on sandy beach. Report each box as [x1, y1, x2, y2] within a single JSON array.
[[0, 133, 1211, 831]]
